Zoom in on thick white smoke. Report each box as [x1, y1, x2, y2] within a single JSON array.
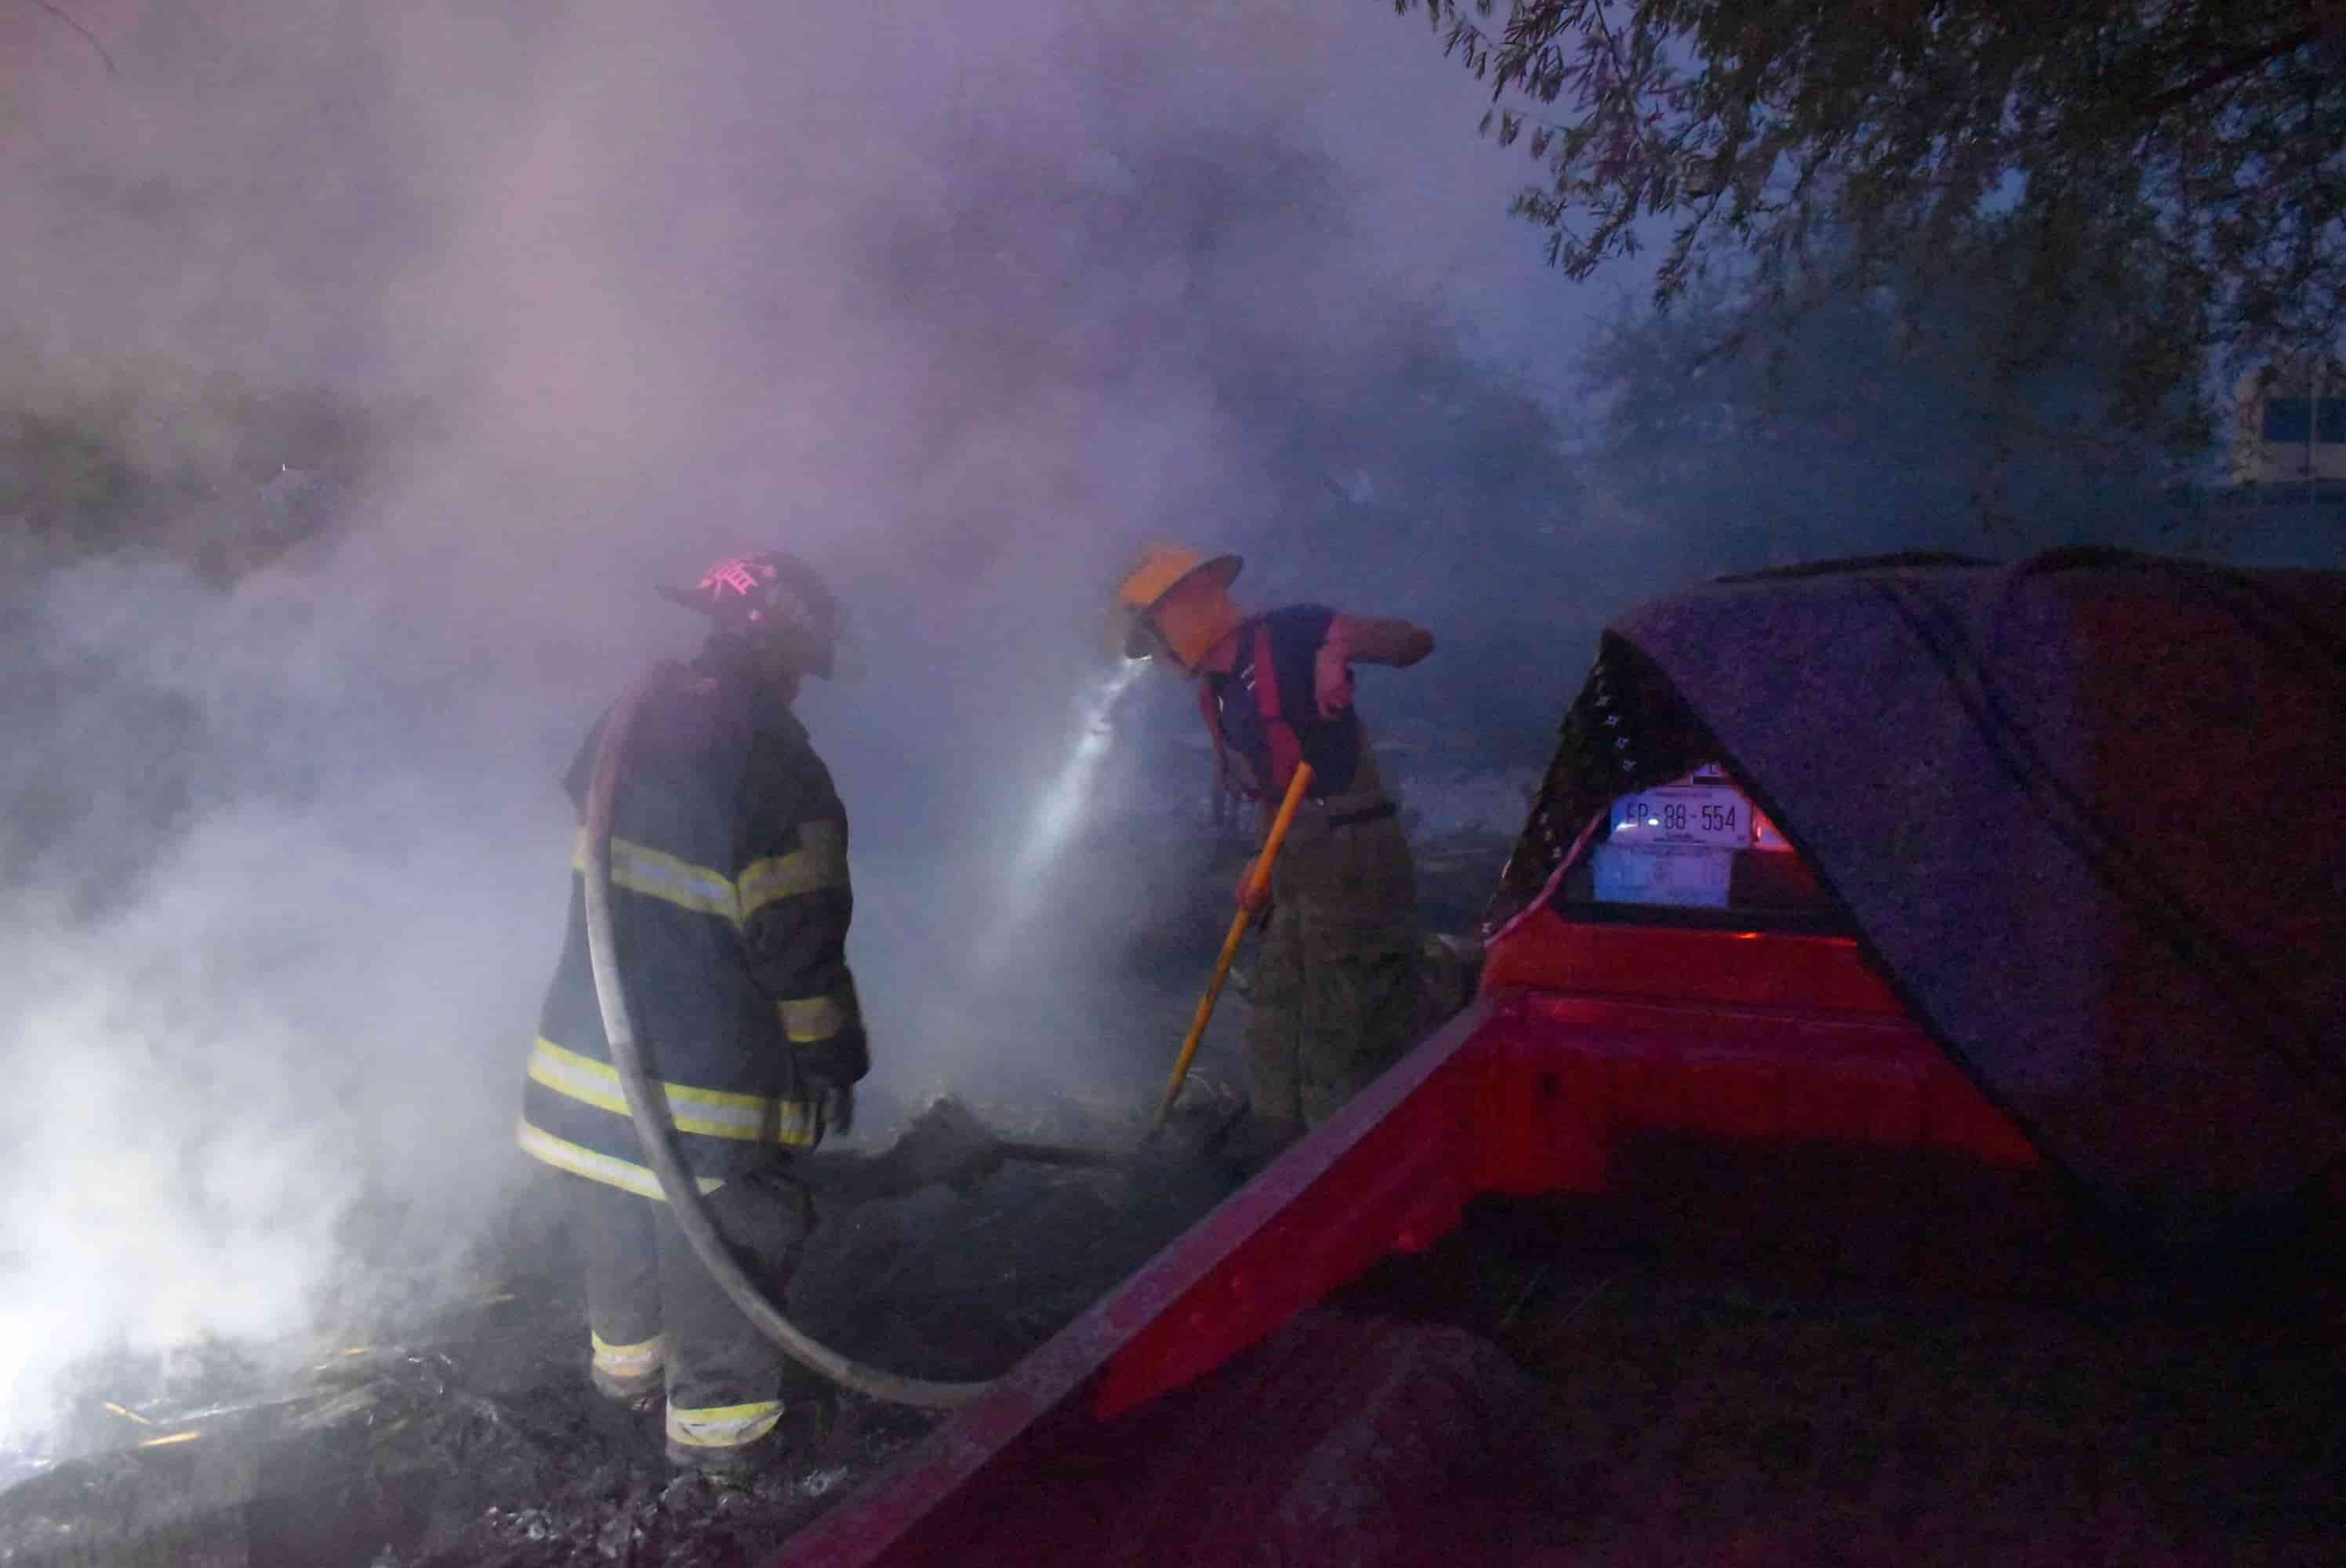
[[0, 0, 1563, 1448]]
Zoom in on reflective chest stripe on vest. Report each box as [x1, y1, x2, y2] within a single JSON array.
[[573, 833, 739, 920], [528, 1037, 820, 1145], [572, 826, 847, 927]]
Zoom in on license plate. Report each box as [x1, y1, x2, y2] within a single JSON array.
[[1609, 785, 1751, 848], [1589, 841, 1734, 908]]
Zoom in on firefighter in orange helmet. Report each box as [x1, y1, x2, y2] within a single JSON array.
[[1114, 544, 1436, 1165]]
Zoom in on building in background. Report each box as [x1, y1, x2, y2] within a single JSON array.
[[2228, 352, 2346, 498]]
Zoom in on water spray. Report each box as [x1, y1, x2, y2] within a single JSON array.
[[978, 658, 1145, 973]]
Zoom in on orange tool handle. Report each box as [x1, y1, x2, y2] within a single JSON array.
[[1152, 761, 1316, 1132]]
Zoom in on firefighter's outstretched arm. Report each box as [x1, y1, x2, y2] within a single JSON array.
[[1316, 613, 1433, 719], [1332, 613, 1435, 666]]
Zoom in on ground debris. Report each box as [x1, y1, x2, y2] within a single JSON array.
[[1, 1080, 1245, 1566]]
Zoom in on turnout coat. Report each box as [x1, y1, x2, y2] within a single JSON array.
[[518, 646, 868, 1199]]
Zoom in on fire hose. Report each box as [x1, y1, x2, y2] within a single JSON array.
[[580, 664, 995, 1410]]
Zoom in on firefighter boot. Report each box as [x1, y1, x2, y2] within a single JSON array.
[[590, 1359, 665, 1408], [666, 1424, 786, 1482], [588, 1330, 667, 1407]]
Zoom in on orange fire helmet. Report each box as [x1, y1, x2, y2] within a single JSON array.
[[1112, 543, 1243, 668]]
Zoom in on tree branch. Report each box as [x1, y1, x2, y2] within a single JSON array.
[[2137, 26, 2314, 119]]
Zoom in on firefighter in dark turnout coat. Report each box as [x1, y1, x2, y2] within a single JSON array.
[[519, 550, 865, 1474], [1114, 545, 1435, 1165]]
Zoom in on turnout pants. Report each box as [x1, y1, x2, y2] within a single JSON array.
[[1245, 797, 1422, 1128], [568, 1166, 814, 1458]]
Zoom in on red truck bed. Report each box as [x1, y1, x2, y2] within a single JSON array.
[[768, 917, 2061, 1566]]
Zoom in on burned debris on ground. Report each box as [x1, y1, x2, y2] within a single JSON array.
[[0, 1127, 1248, 1567], [0, 833, 1511, 1566]]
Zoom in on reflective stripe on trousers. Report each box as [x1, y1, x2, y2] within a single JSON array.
[[666, 1399, 785, 1450], [566, 1171, 810, 1457], [590, 1330, 667, 1381]]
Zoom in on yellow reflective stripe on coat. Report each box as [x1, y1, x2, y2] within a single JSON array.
[[772, 1098, 822, 1146], [573, 833, 740, 922], [531, 1037, 767, 1134], [666, 1399, 785, 1450], [779, 989, 857, 1044], [590, 1332, 667, 1377], [528, 1039, 821, 1146], [515, 1120, 729, 1201], [737, 821, 848, 923]]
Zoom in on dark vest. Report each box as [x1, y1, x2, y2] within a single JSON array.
[[1204, 604, 1364, 798]]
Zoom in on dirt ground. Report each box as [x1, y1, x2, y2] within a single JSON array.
[[10, 1113, 2342, 1566], [0, 1120, 1253, 1568], [1323, 1191, 2346, 1568]]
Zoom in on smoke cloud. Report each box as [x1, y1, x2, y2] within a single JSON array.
[[0, 0, 1575, 1446]]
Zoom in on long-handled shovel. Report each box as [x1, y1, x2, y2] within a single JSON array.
[[1149, 760, 1316, 1137], [803, 763, 1317, 1190]]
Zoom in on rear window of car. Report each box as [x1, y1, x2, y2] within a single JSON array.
[[1554, 764, 1851, 932]]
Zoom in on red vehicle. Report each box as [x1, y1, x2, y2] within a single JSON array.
[[771, 550, 2346, 1566]]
